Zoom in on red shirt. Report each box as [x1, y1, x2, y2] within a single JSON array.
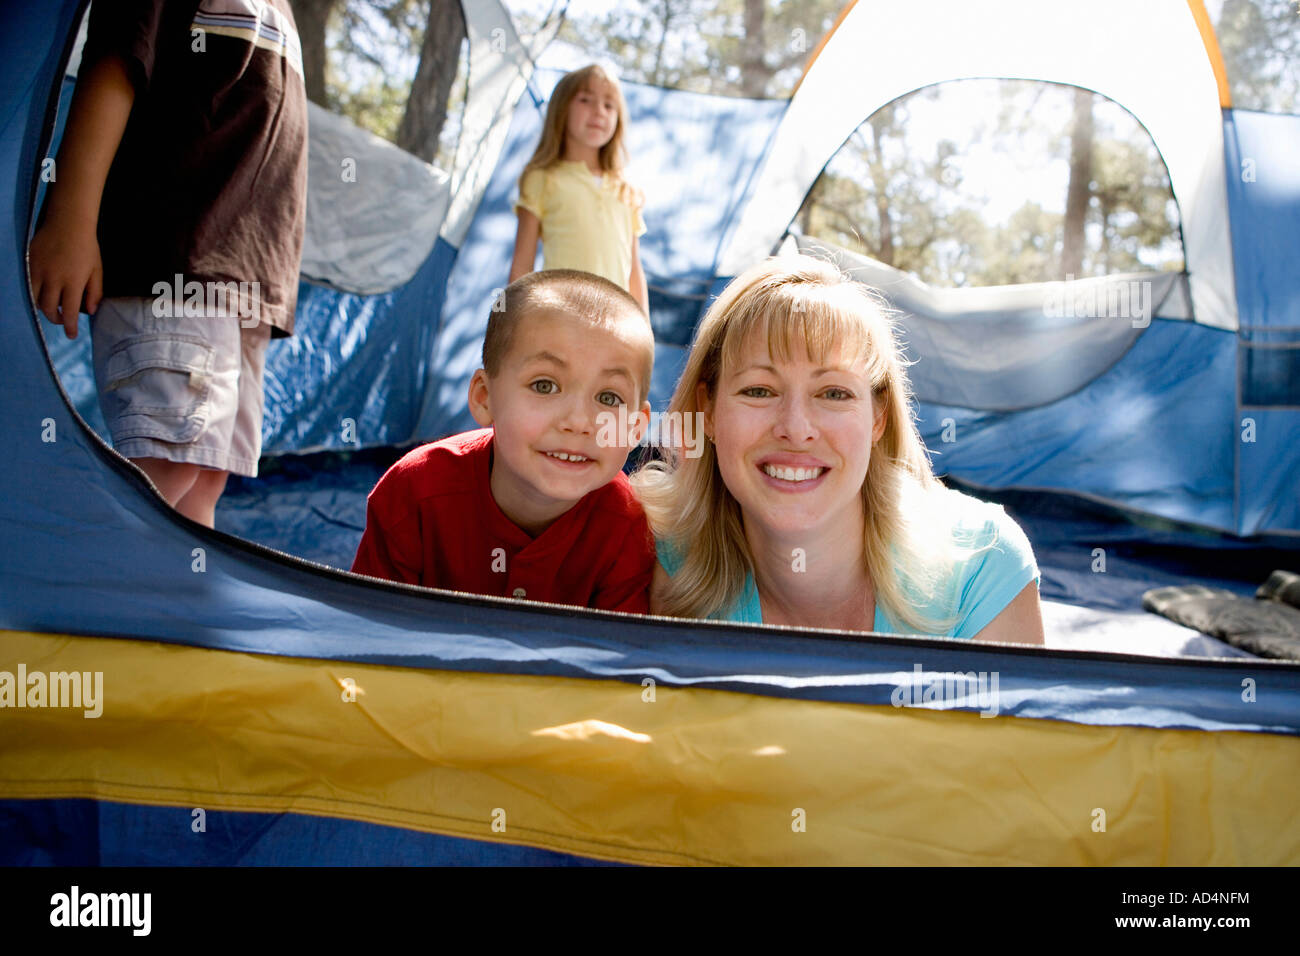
[[351, 429, 653, 613]]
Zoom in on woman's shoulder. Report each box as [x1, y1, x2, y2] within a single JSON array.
[[895, 487, 1037, 639], [941, 489, 1030, 551], [938, 488, 1038, 604], [901, 485, 1037, 589]]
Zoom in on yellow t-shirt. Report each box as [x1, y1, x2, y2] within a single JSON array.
[[515, 160, 647, 291]]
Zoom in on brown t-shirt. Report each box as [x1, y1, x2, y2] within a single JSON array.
[[85, 0, 307, 335]]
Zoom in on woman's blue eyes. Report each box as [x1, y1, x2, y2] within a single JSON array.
[[739, 385, 855, 400]]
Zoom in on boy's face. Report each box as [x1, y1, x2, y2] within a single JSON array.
[[469, 308, 651, 534]]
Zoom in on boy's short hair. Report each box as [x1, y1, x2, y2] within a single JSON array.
[[484, 270, 654, 402]]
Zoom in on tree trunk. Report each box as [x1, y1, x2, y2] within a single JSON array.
[[740, 0, 767, 98], [289, 0, 336, 107], [869, 116, 894, 266], [1060, 87, 1094, 278], [651, 0, 675, 86], [1098, 197, 1113, 274], [396, 0, 467, 164]]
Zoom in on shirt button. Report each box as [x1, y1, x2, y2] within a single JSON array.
[[512, 588, 526, 598]]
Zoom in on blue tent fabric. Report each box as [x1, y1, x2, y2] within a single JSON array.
[[0, 799, 618, 866], [1223, 111, 1300, 336], [261, 241, 456, 454], [916, 319, 1238, 531], [1222, 109, 1300, 535]]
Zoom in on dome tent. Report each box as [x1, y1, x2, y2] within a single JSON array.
[[2, 0, 1299, 866]]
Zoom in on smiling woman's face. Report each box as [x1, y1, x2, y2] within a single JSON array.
[[700, 332, 887, 541]]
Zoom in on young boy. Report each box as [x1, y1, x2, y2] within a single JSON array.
[[28, 1, 308, 528], [351, 269, 657, 613]]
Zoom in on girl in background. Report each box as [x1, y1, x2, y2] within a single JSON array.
[[510, 64, 649, 316]]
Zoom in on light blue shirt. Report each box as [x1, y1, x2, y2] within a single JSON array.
[[655, 492, 1039, 639]]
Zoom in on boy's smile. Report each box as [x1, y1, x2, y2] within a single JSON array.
[[469, 309, 651, 536]]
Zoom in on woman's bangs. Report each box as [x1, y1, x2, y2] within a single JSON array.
[[721, 286, 878, 377]]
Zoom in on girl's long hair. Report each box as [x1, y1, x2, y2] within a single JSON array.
[[518, 64, 640, 207], [632, 254, 982, 634]]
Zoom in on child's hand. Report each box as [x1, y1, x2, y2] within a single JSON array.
[[26, 51, 134, 340], [29, 216, 103, 339]]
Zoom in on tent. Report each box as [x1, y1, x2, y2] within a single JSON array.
[[2, 0, 1298, 865]]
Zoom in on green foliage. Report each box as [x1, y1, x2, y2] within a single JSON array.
[[330, 74, 409, 143], [534, 0, 842, 97], [1215, 0, 1300, 114], [320, 1, 419, 136], [319, 0, 465, 167]]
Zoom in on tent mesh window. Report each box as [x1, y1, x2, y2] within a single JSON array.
[[791, 79, 1185, 290]]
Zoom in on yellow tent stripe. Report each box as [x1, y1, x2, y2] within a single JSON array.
[[1, 629, 1297, 865], [1187, 0, 1233, 108]]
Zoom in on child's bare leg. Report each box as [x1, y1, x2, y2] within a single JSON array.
[[133, 456, 200, 507], [174, 469, 229, 528]]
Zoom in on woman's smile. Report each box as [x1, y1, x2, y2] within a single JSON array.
[[756, 454, 831, 490]]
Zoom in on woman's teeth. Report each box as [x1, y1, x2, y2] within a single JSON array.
[[762, 464, 824, 482], [546, 451, 590, 462]]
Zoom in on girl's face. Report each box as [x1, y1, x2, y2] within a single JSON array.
[[699, 333, 887, 542], [564, 79, 620, 153]]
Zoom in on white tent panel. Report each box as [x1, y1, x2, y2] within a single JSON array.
[[721, 0, 1237, 330], [301, 103, 449, 294], [797, 234, 1191, 410], [441, 0, 553, 247]]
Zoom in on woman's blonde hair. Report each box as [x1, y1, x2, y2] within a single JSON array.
[[519, 64, 640, 207], [632, 254, 975, 634]]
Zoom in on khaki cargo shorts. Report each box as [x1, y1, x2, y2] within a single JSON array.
[[89, 297, 271, 477]]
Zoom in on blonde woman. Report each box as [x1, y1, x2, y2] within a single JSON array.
[[632, 255, 1045, 644], [510, 64, 649, 314]]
